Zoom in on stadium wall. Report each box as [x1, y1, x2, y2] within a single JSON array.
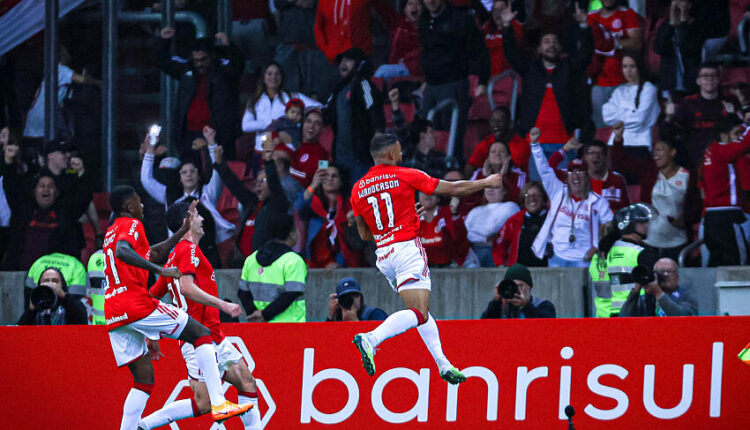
[[2, 317, 750, 429], [1, 267, 747, 324]]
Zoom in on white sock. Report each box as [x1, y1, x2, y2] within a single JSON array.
[[369, 309, 419, 347], [121, 387, 150, 430], [138, 399, 194, 429], [417, 313, 450, 368], [194, 343, 227, 406], [238, 393, 262, 430]]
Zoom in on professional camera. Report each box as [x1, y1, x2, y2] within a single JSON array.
[[337, 293, 356, 310], [30, 285, 58, 310], [498, 279, 518, 300], [631, 265, 665, 286]]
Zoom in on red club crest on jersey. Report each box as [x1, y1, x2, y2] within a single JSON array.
[[676, 180, 683, 186], [300, 153, 309, 162], [612, 18, 622, 29]]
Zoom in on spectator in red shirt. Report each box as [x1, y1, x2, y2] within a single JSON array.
[[465, 105, 530, 178], [482, 1, 524, 77], [699, 123, 750, 266], [664, 63, 735, 168], [314, 0, 399, 64], [385, 0, 423, 78], [417, 191, 472, 267], [291, 109, 330, 188], [493, 180, 550, 267], [587, 0, 642, 129]]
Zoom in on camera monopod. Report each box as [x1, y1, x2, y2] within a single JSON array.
[[564, 405, 576, 430]]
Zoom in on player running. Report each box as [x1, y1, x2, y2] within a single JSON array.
[[138, 200, 262, 430], [103, 186, 252, 429], [350, 132, 502, 384]]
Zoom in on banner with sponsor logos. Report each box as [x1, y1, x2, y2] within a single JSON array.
[[2, 317, 750, 429]]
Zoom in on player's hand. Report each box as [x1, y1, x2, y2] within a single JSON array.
[[159, 267, 182, 278], [147, 339, 164, 361], [178, 200, 199, 234], [529, 127, 541, 144], [248, 310, 266, 322], [222, 301, 242, 318], [328, 293, 339, 319], [484, 173, 503, 188], [415, 202, 426, 218]]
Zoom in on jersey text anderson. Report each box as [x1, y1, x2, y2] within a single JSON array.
[[357, 178, 401, 199]]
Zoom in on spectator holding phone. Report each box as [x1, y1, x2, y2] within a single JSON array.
[[326, 277, 387, 321]]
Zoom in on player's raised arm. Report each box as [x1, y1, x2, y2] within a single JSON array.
[[433, 173, 503, 197], [178, 274, 242, 317], [115, 240, 181, 278], [150, 199, 198, 264], [355, 215, 374, 241]]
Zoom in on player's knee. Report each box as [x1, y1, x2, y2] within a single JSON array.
[[182, 318, 210, 343]]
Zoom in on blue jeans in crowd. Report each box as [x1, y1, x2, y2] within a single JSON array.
[[548, 253, 589, 268]]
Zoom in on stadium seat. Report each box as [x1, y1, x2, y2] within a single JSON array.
[[319, 126, 334, 152], [468, 94, 491, 120], [627, 185, 641, 203], [235, 133, 256, 165], [595, 126, 612, 142], [463, 120, 490, 161], [371, 77, 385, 93]]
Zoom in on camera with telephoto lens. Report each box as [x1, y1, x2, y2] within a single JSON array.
[[337, 293, 355, 310], [498, 279, 519, 300], [30, 285, 58, 311], [631, 265, 666, 286]]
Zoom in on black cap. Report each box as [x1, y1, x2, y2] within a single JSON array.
[[503, 264, 533, 287], [335, 47, 366, 65], [44, 139, 69, 156]]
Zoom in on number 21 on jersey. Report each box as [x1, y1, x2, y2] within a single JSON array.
[[367, 192, 395, 231]]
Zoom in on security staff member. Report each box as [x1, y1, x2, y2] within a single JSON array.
[[239, 215, 307, 322], [590, 203, 659, 317], [87, 249, 106, 325]]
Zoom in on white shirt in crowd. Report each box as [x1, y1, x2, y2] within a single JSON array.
[[645, 168, 690, 249], [602, 81, 660, 147], [23, 63, 74, 138], [465, 201, 520, 244], [241, 91, 321, 152]]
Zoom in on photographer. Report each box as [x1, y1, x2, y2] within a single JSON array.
[[17, 267, 87, 325], [326, 278, 387, 322], [480, 264, 555, 319], [620, 258, 698, 317]]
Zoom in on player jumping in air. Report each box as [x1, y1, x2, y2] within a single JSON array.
[[103, 186, 252, 429], [138, 200, 263, 430], [350, 132, 502, 384]]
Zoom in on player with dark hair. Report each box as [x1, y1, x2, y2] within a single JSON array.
[[103, 186, 252, 429], [350, 132, 502, 384], [138, 200, 262, 429]]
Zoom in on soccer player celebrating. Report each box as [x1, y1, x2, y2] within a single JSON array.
[[103, 186, 252, 429], [350, 132, 502, 384], [138, 200, 263, 429]]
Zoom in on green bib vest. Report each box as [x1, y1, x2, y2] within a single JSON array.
[[87, 250, 106, 325], [240, 250, 307, 322]]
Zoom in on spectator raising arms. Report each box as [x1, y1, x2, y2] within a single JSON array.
[[602, 54, 660, 159], [242, 62, 321, 166], [140, 128, 233, 268], [482, 1, 523, 77], [529, 128, 614, 268], [158, 28, 243, 160], [493, 181, 549, 267], [469, 140, 526, 205], [464, 185, 520, 267]]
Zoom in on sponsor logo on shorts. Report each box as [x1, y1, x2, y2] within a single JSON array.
[[377, 248, 395, 262]]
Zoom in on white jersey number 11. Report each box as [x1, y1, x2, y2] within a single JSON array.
[[367, 192, 395, 231]]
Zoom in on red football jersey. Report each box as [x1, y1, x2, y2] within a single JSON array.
[[350, 165, 440, 247], [151, 240, 224, 343], [103, 217, 158, 330], [700, 129, 750, 209], [587, 8, 640, 87]]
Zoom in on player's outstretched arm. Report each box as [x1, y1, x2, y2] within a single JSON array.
[[116, 240, 181, 278], [355, 216, 374, 241], [178, 274, 242, 317], [433, 174, 503, 197], [150, 200, 198, 264]]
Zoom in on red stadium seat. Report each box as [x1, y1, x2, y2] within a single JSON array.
[[468, 94, 491, 120], [319, 126, 334, 153], [595, 126, 612, 142], [371, 77, 385, 93], [463, 120, 490, 161], [627, 185, 641, 203]]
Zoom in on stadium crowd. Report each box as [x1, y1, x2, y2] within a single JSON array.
[[1, 0, 750, 325]]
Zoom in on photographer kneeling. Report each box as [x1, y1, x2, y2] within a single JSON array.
[[480, 264, 556, 319], [17, 267, 87, 325], [620, 258, 698, 317], [326, 277, 388, 321]]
